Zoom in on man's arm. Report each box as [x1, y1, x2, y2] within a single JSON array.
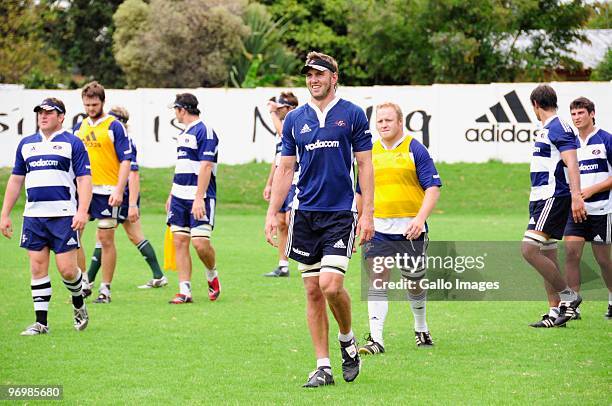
[[404, 187, 440, 240], [267, 101, 284, 135], [265, 156, 296, 246], [73, 175, 92, 231], [355, 150, 374, 244], [109, 160, 130, 207], [127, 170, 140, 222], [561, 149, 587, 222], [263, 162, 276, 201], [0, 175, 25, 238], [192, 161, 213, 221]]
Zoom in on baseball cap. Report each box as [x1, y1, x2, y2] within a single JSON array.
[[300, 58, 337, 74], [277, 95, 298, 108], [33, 98, 66, 114]]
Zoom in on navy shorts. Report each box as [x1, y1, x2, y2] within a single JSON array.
[[167, 196, 216, 229], [89, 193, 128, 224], [279, 185, 296, 213], [285, 210, 357, 265], [527, 196, 571, 240], [564, 213, 611, 243], [364, 231, 428, 258], [20, 216, 80, 253]]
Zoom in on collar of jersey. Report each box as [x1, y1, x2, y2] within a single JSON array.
[[307, 97, 340, 128], [379, 134, 408, 150], [87, 114, 110, 127], [542, 114, 558, 128], [578, 127, 599, 146], [38, 128, 65, 142], [182, 119, 202, 133]]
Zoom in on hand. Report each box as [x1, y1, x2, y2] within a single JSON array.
[[580, 186, 595, 200], [265, 213, 279, 247], [191, 198, 206, 221], [263, 185, 272, 201], [571, 194, 587, 223], [128, 206, 139, 223], [0, 215, 12, 239], [404, 217, 425, 240], [356, 214, 374, 245], [267, 100, 278, 113], [71, 211, 88, 232], [108, 191, 123, 207], [166, 195, 172, 213]]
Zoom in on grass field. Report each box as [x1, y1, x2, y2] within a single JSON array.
[[0, 163, 610, 404]]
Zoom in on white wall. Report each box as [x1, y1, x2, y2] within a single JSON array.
[[0, 82, 610, 167]]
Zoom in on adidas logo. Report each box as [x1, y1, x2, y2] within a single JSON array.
[[300, 124, 312, 134], [593, 235, 603, 242], [528, 217, 536, 225], [101, 209, 111, 216], [465, 90, 539, 143], [333, 239, 346, 249], [67, 237, 77, 246]]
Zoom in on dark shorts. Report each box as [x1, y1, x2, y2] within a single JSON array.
[[279, 185, 296, 213], [564, 212, 611, 243], [527, 196, 571, 240], [363, 231, 428, 280], [167, 196, 216, 229], [20, 216, 80, 253], [89, 193, 128, 224], [285, 210, 357, 265]]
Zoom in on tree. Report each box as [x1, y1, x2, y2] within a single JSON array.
[[591, 48, 612, 80], [229, 2, 300, 88], [46, 0, 126, 88], [0, 1, 63, 85], [348, 0, 591, 84], [113, 0, 248, 88]]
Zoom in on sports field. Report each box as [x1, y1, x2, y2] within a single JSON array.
[[0, 162, 609, 404]]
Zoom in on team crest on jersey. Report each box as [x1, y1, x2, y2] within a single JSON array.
[[53, 145, 62, 150], [335, 120, 346, 127], [592, 149, 601, 156]]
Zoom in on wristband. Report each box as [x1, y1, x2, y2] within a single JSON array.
[[129, 205, 138, 208]]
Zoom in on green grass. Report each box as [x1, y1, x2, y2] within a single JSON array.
[[0, 163, 610, 404]]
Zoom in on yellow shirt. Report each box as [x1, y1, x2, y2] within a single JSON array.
[[373, 135, 425, 218], [74, 115, 131, 188]]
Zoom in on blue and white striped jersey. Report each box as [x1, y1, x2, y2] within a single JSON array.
[[282, 97, 372, 212], [577, 128, 612, 215], [12, 129, 91, 217], [530, 116, 578, 202], [171, 119, 218, 201]]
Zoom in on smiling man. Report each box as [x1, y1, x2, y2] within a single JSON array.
[[265, 51, 374, 388]]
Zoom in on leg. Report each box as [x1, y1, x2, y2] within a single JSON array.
[[319, 272, 352, 334], [97, 225, 117, 287], [123, 220, 164, 280], [563, 237, 585, 293], [522, 234, 568, 292], [87, 241, 102, 283], [192, 237, 216, 271], [56, 249, 84, 310], [366, 259, 389, 348], [173, 231, 193, 298], [28, 248, 51, 327], [303, 274, 329, 360], [592, 243, 612, 291]]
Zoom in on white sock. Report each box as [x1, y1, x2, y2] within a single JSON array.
[[548, 307, 560, 318], [206, 268, 217, 282], [179, 281, 191, 296], [558, 288, 578, 302], [316, 358, 331, 370], [80, 268, 89, 285], [99, 282, 111, 296], [367, 288, 388, 346], [338, 330, 354, 343], [278, 260, 289, 268], [408, 290, 428, 332], [608, 291, 612, 306]]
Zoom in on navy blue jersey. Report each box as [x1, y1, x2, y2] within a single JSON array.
[[281, 98, 372, 211]]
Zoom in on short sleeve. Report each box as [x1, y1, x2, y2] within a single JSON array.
[[281, 111, 296, 156], [130, 140, 139, 171], [351, 107, 372, 152], [12, 140, 26, 176], [548, 124, 577, 153], [110, 120, 133, 162], [602, 131, 612, 167], [71, 137, 91, 177], [411, 139, 442, 190], [197, 125, 218, 162]]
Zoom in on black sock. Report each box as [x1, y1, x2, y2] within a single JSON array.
[[137, 240, 164, 279], [63, 270, 84, 309], [32, 276, 51, 325]]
